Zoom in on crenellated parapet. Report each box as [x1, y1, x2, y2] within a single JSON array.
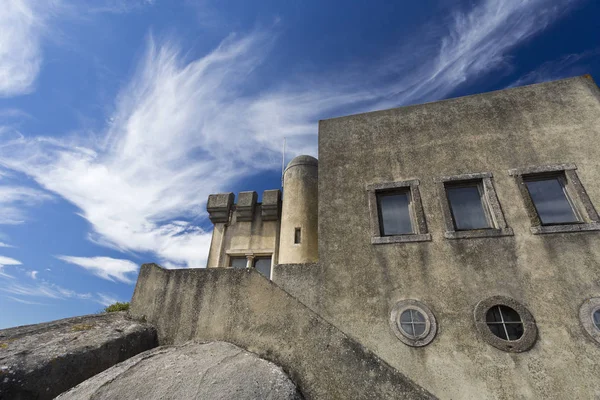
[[261, 189, 282, 221], [206, 190, 281, 224], [206, 192, 234, 223], [235, 191, 258, 221], [205, 190, 282, 272]]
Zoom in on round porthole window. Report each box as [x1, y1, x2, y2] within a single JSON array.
[[390, 300, 437, 347], [474, 296, 537, 352], [399, 309, 428, 339], [579, 298, 600, 344], [486, 305, 524, 341]]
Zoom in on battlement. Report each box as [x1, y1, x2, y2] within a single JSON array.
[[205, 155, 318, 276], [205, 189, 285, 277], [206, 189, 282, 224]]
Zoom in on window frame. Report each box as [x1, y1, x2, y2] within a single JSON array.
[[485, 305, 524, 341], [294, 227, 302, 244], [474, 296, 537, 353], [226, 252, 273, 279], [436, 172, 513, 239], [252, 255, 273, 279], [228, 255, 249, 269], [522, 172, 583, 226], [376, 188, 415, 236], [509, 164, 600, 234], [445, 180, 494, 231], [389, 299, 437, 347], [367, 179, 431, 244], [579, 298, 600, 345], [398, 308, 429, 340]]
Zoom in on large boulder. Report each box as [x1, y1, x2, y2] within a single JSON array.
[[0, 312, 157, 400], [57, 341, 304, 400]]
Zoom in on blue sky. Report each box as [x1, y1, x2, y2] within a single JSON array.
[[0, 0, 599, 329]]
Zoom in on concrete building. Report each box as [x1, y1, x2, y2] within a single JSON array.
[[132, 76, 600, 399]]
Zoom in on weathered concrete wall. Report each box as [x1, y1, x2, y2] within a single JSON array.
[[311, 76, 600, 399], [129, 263, 436, 400], [0, 312, 157, 400], [279, 156, 319, 264], [272, 263, 322, 312]]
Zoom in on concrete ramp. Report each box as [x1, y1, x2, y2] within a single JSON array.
[[130, 264, 436, 400]]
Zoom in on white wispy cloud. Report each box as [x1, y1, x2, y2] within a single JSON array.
[[370, 0, 584, 109], [0, 0, 49, 97], [508, 49, 600, 88], [1, 280, 119, 306], [1, 281, 92, 300], [96, 293, 120, 306], [0, 0, 152, 98], [0, 271, 14, 279], [56, 255, 138, 284], [88, 0, 156, 14], [0, 185, 52, 224], [0, 255, 21, 278], [0, 0, 581, 269], [0, 138, 52, 229], [3, 295, 47, 305], [0, 255, 21, 266], [27, 270, 38, 279], [0, 242, 15, 248], [0, 256, 22, 279], [0, 108, 31, 120]]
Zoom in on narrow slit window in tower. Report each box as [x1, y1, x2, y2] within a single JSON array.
[[294, 227, 301, 244]]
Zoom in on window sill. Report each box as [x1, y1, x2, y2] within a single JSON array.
[[372, 234, 432, 244], [531, 222, 600, 235], [444, 228, 514, 240]]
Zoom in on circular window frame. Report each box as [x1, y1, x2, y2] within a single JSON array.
[[390, 299, 437, 347], [474, 296, 537, 353], [579, 298, 600, 345]]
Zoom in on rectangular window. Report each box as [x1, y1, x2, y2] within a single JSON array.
[[294, 227, 301, 244], [509, 164, 600, 234], [523, 175, 579, 225], [445, 182, 491, 230], [229, 257, 247, 269], [253, 257, 272, 278], [367, 179, 430, 244], [436, 172, 513, 239], [376, 190, 413, 236]]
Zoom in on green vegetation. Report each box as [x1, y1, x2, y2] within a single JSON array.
[[71, 324, 95, 332], [104, 302, 130, 313]]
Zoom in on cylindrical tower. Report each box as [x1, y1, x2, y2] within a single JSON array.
[[279, 155, 318, 264]]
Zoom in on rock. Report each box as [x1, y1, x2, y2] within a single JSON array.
[[0, 312, 157, 400], [57, 341, 304, 400]]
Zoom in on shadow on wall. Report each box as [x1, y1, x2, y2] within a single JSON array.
[[129, 263, 436, 400]]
